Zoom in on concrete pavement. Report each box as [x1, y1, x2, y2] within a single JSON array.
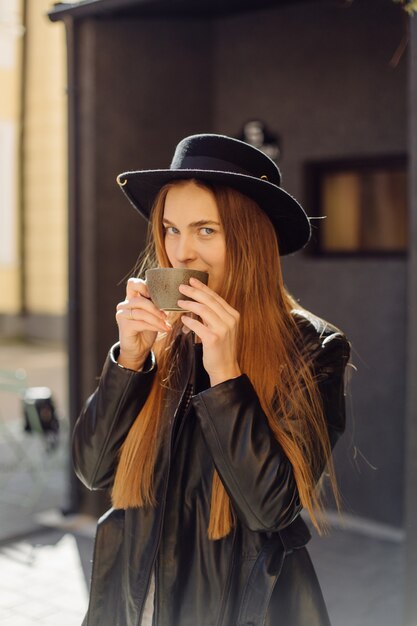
[[0, 528, 93, 626], [0, 339, 94, 625]]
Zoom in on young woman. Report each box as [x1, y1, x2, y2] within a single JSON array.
[[73, 134, 351, 626]]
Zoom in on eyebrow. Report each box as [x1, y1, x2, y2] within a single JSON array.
[[162, 218, 221, 227]]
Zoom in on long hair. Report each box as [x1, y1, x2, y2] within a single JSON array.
[[112, 179, 340, 539]]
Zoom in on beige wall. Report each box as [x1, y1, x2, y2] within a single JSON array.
[[0, 0, 23, 313], [0, 0, 68, 323], [24, 0, 67, 315]]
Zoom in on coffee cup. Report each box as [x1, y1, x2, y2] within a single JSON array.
[[145, 268, 209, 311]]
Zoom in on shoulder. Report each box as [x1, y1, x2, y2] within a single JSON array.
[[291, 307, 351, 370]]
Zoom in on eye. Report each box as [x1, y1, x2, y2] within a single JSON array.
[[164, 226, 179, 235], [199, 227, 214, 236]]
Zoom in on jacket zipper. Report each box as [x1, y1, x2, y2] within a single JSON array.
[[172, 383, 193, 458], [136, 344, 194, 626], [171, 338, 201, 457]]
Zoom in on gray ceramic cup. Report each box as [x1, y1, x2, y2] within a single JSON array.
[[145, 268, 209, 311]]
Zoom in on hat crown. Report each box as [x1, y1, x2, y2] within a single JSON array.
[[170, 133, 282, 187], [117, 132, 310, 255]]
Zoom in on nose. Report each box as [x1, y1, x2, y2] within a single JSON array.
[[173, 233, 197, 265]]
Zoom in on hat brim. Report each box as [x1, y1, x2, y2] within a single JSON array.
[[117, 169, 311, 255]]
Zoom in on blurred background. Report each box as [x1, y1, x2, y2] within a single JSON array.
[[0, 0, 416, 624]]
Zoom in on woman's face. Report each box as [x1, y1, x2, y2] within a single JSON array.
[[163, 181, 226, 293]]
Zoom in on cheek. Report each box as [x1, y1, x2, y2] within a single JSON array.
[[215, 243, 226, 267], [164, 238, 174, 262], [212, 247, 226, 277]]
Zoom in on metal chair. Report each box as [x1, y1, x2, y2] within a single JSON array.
[[0, 368, 67, 507]]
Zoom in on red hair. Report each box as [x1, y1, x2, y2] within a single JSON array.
[[112, 180, 339, 538]]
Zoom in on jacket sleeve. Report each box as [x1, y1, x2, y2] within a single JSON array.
[[192, 331, 351, 533], [72, 343, 157, 490]]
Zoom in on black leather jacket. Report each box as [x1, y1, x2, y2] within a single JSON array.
[[73, 310, 351, 626]]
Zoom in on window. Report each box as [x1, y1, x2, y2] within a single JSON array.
[[305, 156, 407, 255]]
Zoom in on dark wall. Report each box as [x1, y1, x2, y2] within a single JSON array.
[[73, 16, 213, 514], [76, 15, 213, 389], [213, 0, 407, 526], [71, 0, 407, 525]]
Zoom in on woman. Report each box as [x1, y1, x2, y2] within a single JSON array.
[[73, 134, 351, 626]]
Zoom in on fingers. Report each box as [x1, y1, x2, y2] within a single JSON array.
[[115, 307, 171, 333], [122, 278, 167, 320], [126, 277, 151, 300], [117, 278, 171, 333], [180, 314, 207, 339], [179, 278, 238, 316], [178, 278, 239, 347], [117, 294, 166, 318], [177, 299, 224, 329], [178, 278, 239, 326]]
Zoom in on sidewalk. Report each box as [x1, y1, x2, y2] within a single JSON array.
[[0, 341, 406, 626], [0, 520, 405, 626], [0, 527, 94, 626], [0, 340, 95, 625], [308, 518, 405, 626]]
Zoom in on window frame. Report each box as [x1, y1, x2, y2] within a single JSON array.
[[303, 154, 408, 258]]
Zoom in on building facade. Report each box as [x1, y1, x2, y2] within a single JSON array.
[[0, 0, 68, 342], [44, 0, 417, 623]]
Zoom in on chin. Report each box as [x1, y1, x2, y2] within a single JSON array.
[[208, 279, 220, 293]]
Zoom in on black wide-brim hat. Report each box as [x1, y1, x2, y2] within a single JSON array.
[[116, 133, 311, 255]]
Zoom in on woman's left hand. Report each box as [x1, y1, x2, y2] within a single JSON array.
[[178, 277, 242, 387]]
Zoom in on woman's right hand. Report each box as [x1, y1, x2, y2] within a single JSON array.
[[115, 277, 172, 370]]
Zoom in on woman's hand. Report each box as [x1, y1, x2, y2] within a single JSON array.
[[115, 277, 172, 370], [178, 277, 241, 386]]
